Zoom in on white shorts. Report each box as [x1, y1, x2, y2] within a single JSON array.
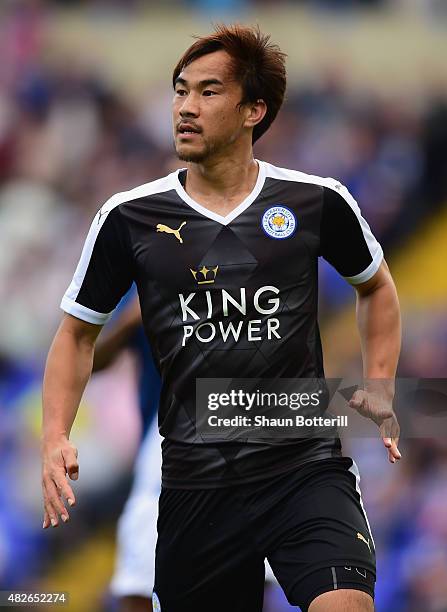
[[110, 418, 277, 597], [110, 419, 162, 598]]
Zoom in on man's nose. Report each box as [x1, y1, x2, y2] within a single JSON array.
[[179, 93, 199, 118]]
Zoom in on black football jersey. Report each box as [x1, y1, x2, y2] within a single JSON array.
[[61, 161, 383, 488]]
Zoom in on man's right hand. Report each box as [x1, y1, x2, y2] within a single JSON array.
[[41, 436, 78, 528]]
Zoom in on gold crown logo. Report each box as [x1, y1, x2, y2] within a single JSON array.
[[190, 265, 219, 285]]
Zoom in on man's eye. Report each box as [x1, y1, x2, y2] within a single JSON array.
[[203, 90, 217, 96], [176, 89, 187, 96]]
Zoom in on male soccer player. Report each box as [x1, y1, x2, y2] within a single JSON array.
[[41, 25, 401, 612]]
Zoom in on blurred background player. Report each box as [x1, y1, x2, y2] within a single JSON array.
[[92, 285, 161, 612]]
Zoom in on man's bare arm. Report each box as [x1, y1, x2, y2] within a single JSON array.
[[355, 260, 401, 379], [41, 313, 102, 528], [351, 260, 402, 463]]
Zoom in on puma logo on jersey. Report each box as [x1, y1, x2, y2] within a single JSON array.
[[357, 532, 371, 553], [156, 221, 186, 244]]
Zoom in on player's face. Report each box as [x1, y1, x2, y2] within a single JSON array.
[[173, 50, 249, 163]]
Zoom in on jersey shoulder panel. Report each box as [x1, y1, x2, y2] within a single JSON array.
[[262, 161, 342, 193], [262, 160, 371, 234], [61, 172, 179, 325], [261, 161, 383, 284], [101, 171, 179, 214]]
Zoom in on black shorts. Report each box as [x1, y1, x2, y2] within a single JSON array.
[[153, 457, 376, 612]]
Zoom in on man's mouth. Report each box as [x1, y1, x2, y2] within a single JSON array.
[[178, 124, 201, 135]]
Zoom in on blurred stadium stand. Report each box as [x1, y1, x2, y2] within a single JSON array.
[[0, 2, 446, 611]]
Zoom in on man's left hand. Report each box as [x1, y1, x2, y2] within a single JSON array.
[[349, 383, 401, 463]]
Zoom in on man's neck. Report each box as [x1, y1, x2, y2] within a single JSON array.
[[184, 151, 259, 217]]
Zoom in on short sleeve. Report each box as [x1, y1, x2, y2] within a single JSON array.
[[320, 183, 383, 285], [60, 202, 134, 325]]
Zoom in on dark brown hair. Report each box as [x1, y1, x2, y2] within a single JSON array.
[[172, 24, 287, 143]]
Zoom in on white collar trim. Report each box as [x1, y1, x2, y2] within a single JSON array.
[[174, 160, 266, 226]]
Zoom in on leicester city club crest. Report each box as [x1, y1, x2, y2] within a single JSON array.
[[262, 206, 297, 239]]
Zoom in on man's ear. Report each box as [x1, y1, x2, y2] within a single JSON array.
[[244, 99, 267, 130]]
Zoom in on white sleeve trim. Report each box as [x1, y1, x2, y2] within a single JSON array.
[[62, 172, 177, 306], [60, 295, 113, 325], [343, 244, 384, 285], [262, 162, 384, 280]]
